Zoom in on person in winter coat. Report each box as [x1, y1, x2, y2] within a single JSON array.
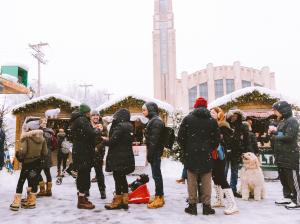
[[142, 102, 166, 209], [56, 128, 68, 176], [10, 119, 47, 211], [178, 97, 220, 216], [0, 117, 6, 170], [243, 121, 259, 155], [271, 101, 300, 209], [90, 110, 107, 199], [37, 118, 55, 197], [70, 104, 100, 209], [226, 109, 250, 197], [210, 107, 239, 215], [103, 108, 135, 210]]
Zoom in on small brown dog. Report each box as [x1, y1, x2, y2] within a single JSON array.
[[240, 152, 266, 201]]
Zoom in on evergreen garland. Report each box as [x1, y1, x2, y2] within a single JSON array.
[[12, 97, 78, 115]]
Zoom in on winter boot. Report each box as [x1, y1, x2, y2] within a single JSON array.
[[223, 188, 239, 215], [21, 187, 31, 205], [147, 196, 165, 209], [285, 202, 300, 210], [77, 194, 95, 209], [45, 182, 52, 197], [233, 191, 242, 198], [22, 192, 37, 209], [203, 204, 215, 215], [122, 193, 129, 210], [184, 203, 197, 215], [37, 181, 46, 197], [100, 189, 106, 199], [104, 195, 123, 210], [10, 194, 22, 211], [212, 185, 225, 208], [275, 198, 292, 206]]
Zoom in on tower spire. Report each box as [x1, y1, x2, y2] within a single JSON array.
[[153, 0, 177, 106]]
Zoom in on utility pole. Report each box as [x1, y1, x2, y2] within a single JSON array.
[[29, 42, 48, 97], [104, 92, 113, 101], [79, 84, 93, 102]]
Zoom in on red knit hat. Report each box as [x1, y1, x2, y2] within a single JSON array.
[[194, 97, 207, 108]]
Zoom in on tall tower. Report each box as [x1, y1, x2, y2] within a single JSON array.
[[153, 0, 177, 106]]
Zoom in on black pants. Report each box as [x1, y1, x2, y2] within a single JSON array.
[[57, 151, 68, 171], [113, 171, 128, 195], [94, 160, 106, 191], [212, 159, 230, 189], [16, 160, 41, 193], [0, 148, 4, 169], [39, 167, 52, 183], [77, 167, 91, 194], [278, 167, 300, 204]]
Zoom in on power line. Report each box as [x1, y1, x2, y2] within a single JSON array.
[[29, 42, 49, 97]]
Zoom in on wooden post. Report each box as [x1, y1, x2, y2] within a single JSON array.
[[13, 114, 21, 170]]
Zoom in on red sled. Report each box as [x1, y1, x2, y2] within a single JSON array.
[[128, 184, 150, 204]]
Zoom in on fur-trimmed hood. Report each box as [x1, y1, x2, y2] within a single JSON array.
[[218, 120, 231, 129], [21, 129, 44, 143]]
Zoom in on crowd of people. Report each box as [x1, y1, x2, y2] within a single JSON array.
[[3, 96, 300, 214]]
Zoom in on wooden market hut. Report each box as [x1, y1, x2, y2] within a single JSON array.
[[96, 94, 174, 143], [208, 86, 300, 170], [96, 94, 174, 123], [11, 94, 81, 169]]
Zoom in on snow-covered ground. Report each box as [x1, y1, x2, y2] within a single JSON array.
[[0, 159, 299, 224]]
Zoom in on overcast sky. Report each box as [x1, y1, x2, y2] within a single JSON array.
[[0, 0, 299, 101]]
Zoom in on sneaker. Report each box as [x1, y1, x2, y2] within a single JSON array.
[[275, 198, 292, 206], [285, 202, 300, 210]]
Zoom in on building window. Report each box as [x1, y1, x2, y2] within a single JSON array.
[[242, 80, 251, 88], [226, 79, 235, 94], [214, 79, 224, 99], [199, 82, 208, 100], [254, 83, 263, 87], [188, 86, 197, 109]]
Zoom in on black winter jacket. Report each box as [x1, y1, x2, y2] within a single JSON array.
[[273, 102, 299, 169], [144, 102, 165, 163], [104, 109, 135, 175], [70, 111, 99, 169], [178, 107, 220, 174]]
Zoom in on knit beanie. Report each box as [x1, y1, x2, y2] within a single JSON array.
[[194, 97, 208, 108], [79, 103, 91, 114]]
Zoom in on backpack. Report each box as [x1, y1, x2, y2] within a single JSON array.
[[162, 127, 175, 150]]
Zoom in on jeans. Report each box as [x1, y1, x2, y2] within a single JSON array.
[[39, 167, 52, 183], [150, 157, 164, 196], [57, 151, 68, 171], [230, 162, 239, 193]]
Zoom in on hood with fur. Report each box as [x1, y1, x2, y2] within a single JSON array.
[[21, 129, 44, 144]]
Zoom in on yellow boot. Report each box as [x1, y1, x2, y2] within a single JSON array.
[[21, 187, 31, 205], [45, 182, 52, 197], [22, 192, 37, 209], [37, 181, 46, 197], [104, 195, 123, 210], [122, 193, 129, 210], [147, 196, 165, 209], [10, 194, 22, 211]]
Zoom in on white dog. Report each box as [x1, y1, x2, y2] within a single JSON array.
[[45, 108, 61, 119], [240, 152, 266, 201]]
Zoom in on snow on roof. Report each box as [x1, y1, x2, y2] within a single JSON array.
[[96, 94, 174, 114], [208, 86, 300, 109], [11, 93, 81, 112]]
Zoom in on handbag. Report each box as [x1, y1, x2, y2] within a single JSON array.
[[61, 140, 72, 154]]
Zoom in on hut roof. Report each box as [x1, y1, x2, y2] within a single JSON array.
[[208, 86, 300, 111], [96, 94, 174, 114], [11, 94, 81, 114]]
